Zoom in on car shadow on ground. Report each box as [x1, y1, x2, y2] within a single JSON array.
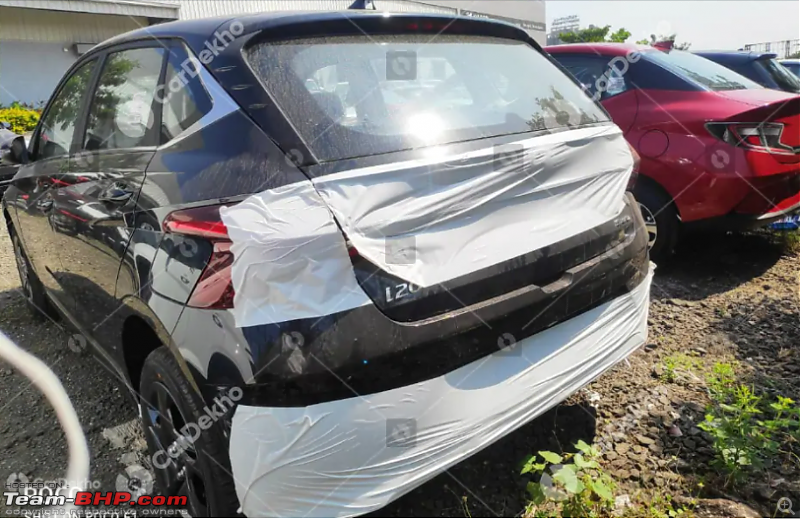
[[651, 231, 789, 302], [375, 401, 598, 518]]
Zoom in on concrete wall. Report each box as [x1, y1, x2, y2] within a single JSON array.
[[0, 6, 147, 105], [0, 41, 78, 106], [0, 6, 146, 43]]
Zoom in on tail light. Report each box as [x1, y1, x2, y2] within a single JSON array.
[[163, 205, 235, 309], [343, 236, 360, 258], [707, 122, 794, 155], [627, 141, 640, 190]]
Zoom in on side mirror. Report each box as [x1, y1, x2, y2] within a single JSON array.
[[0, 136, 28, 164], [0, 121, 11, 131]]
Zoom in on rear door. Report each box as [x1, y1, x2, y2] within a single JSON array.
[[11, 58, 98, 309], [51, 43, 167, 337]]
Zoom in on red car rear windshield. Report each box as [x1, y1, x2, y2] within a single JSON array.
[[246, 34, 610, 162]]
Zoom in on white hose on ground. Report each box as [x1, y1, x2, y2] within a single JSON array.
[[0, 330, 89, 514]]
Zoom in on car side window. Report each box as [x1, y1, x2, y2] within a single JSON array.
[[37, 59, 97, 160], [160, 45, 213, 143], [83, 47, 166, 151], [554, 55, 628, 100]]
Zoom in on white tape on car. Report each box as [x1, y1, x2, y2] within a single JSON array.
[[221, 124, 632, 327], [229, 270, 652, 518], [220, 182, 371, 328]]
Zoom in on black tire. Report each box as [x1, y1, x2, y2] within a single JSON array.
[[139, 347, 240, 517], [10, 227, 59, 321], [633, 181, 680, 263]]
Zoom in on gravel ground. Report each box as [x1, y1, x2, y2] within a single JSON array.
[[0, 220, 797, 517]]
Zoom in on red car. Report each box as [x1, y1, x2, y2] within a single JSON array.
[[546, 43, 800, 260]]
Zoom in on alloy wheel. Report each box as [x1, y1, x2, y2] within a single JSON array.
[[142, 381, 208, 517]]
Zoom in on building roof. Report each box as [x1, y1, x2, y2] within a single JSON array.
[[0, 0, 179, 19]]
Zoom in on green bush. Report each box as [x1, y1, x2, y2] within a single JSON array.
[[699, 362, 800, 485], [0, 106, 40, 134]]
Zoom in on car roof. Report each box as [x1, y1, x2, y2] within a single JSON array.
[[544, 42, 651, 56], [779, 58, 800, 64], [694, 50, 778, 62], [89, 10, 529, 56]]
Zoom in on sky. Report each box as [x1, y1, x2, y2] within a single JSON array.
[[546, 0, 800, 51]]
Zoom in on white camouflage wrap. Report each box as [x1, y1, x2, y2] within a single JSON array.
[[229, 269, 652, 517], [220, 124, 633, 327]]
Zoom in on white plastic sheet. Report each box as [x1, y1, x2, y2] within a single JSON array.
[[313, 125, 632, 287], [220, 182, 371, 328], [220, 124, 633, 327], [229, 269, 652, 518]]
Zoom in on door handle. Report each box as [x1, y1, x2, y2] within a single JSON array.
[[98, 184, 134, 203]]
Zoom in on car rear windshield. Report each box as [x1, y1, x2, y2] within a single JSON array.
[[246, 34, 610, 162], [758, 58, 800, 92], [782, 62, 800, 77], [643, 50, 763, 91]]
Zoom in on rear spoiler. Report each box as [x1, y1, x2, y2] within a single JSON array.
[[753, 52, 779, 61]]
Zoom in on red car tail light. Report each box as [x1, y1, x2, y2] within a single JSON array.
[[707, 122, 795, 156], [163, 205, 236, 309], [627, 141, 640, 190]]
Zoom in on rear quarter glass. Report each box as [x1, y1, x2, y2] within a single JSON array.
[[244, 34, 610, 162]]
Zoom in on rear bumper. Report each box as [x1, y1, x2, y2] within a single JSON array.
[[229, 268, 652, 518], [684, 186, 800, 232]]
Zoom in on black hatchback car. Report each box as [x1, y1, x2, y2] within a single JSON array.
[[2, 11, 651, 517]]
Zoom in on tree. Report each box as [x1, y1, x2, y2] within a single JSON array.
[[608, 27, 632, 43], [636, 34, 692, 50], [559, 25, 631, 44]]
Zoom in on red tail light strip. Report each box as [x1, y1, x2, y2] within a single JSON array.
[[163, 205, 236, 309]]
